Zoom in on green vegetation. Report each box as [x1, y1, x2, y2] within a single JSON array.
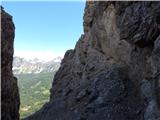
[[16, 72, 56, 119]]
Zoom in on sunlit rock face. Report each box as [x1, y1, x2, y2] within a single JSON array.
[[1, 6, 20, 120], [24, 1, 160, 120]]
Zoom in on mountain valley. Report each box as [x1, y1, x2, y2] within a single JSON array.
[[13, 56, 61, 118]]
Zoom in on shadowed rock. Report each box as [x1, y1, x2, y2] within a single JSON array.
[[1, 6, 20, 120]]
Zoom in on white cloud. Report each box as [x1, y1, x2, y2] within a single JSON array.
[[14, 50, 64, 61]]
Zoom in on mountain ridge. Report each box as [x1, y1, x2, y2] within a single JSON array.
[[13, 56, 62, 74]]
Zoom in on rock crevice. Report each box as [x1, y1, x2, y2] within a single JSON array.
[[2, 1, 160, 120]]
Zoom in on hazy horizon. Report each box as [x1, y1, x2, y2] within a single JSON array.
[[2, 1, 85, 61]]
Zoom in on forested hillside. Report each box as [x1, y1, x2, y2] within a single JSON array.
[[16, 72, 56, 119]]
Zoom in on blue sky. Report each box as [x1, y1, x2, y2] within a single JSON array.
[[2, 1, 85, 60]]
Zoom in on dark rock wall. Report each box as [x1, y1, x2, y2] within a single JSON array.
[[25, 1, 160, 120], [1, 7, 20, 120]]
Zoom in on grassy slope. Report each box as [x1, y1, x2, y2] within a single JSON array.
[[16, 72, 56, 119]]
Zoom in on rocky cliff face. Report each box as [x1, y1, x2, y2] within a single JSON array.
[[25, 1, 159, 120], [1, 7, 20, 120]]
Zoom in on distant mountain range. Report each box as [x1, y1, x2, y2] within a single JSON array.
[[13, 56, 62, 74]]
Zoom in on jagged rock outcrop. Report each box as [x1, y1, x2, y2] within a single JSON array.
[[1, 7, 20, 120], [25, 1, 160, 120]]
